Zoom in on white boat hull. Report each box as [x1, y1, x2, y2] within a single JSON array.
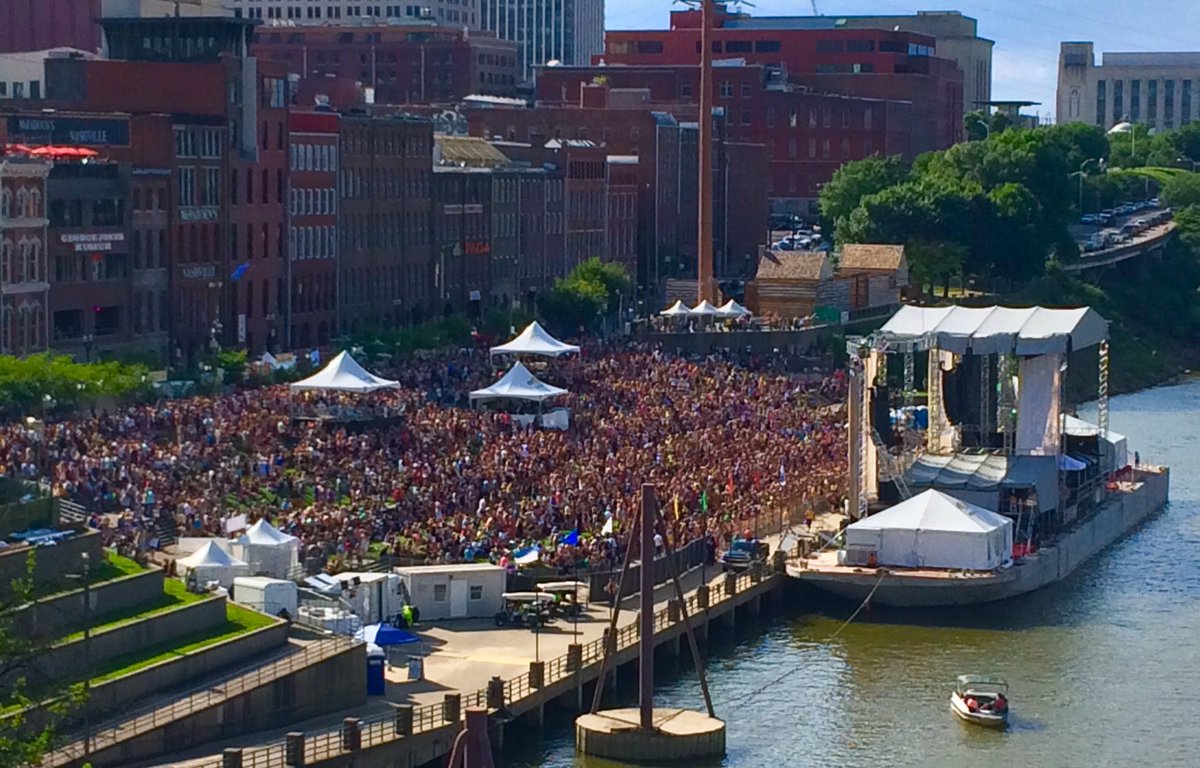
[[950, 693, 1007, 729], [789, 468, 1169, 607]]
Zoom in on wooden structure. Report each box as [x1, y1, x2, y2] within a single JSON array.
[[836, 244, 908, 309], [745, 248, 833, 319]]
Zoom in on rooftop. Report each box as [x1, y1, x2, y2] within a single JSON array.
[[755, 249, 829, 281], [839, 244, 906, 272]]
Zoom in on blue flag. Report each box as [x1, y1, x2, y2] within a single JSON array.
[[231, 263, 250, 281], [559, 529, 580, 546]]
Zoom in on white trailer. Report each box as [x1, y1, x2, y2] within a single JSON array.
[[393, 563, 507, 621], [333, 572, 406, 626], [231, 576, 298, 619]]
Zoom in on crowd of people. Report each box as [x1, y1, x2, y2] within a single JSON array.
[[0, 342, 848, 573]]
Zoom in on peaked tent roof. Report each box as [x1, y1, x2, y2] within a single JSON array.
[[242, 518, 299, 547], [470, 361, 568, 404], [660, 300, 691, 317], [178, 540, 247, 568], [490, 322, 580, 358], [716, 299, 752, 317], [1062, 414, 1127, 444], [690, 300, 720, 316], [879, 305, 1109, 356], [288, 351, 400, 393], [848, 489, 1011, 534]]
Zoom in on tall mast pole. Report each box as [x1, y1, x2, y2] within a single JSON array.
[[697, 0, 715, 304]]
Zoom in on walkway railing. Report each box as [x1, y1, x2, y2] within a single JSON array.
[[45, 636, 356, 767], [179, 567, 770, 768]]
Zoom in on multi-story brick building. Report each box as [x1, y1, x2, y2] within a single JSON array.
[[431, 166, 491, 317], [288, 110, 340, 348], [229, 0, 479, 27], [251, 22, 520, 107], [0, 0, 229, 56], [602, 7, 963, 154], [0, 156, 52, 355], [338, 112, 433, 332]]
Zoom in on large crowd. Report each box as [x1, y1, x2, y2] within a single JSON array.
[[0, 343, 848, 572]]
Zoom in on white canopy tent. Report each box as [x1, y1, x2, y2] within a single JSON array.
[[716, 299, 752, 318], [879, 305, 1109, 355], [690, 300, 720, 317], [236, 518, 301, 579], [288, 351, 399, 393], [844, 489, 1014, 571], [659, 300, 691, 317], [470, 361, 568, 404], [489, 322, 580, 358], [177, 540, 249, 588]]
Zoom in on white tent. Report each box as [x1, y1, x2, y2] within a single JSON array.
[[489, 322, 580, 358], [470, 361, 568, 404], [716, 299, 752, 318], [177, 540, 249, 588], [879, 305, 1109, 356], [236, 518, 301, 579], [690, 300, 720, 317], [844, 489, 1013, 571], [659, 300, 691, 317], [288, 351, 399, 393]]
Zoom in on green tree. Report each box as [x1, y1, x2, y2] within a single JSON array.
[[538, 275, 608, 333], [906, 240, 966, 296], [963, 109, 1012, 142], [819, 155, 909, 239], [570, 257, 632, 313], [1160, 172, 1200, 208]]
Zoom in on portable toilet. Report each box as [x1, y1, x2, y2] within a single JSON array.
[[366, 643, 386, 696]]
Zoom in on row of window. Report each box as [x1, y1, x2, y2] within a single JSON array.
[[763, 105, 874, 131], [779, 136, 871, 161], [54, 253, 129, 283], [0, 80, 41, 99], [1097, 78, 1194, 130], [342, 129, 430, 157], [289, 225, 338, 261], [342, 212, 431, 251], [132, 228, 168, 271], [2, 302, 46, 355], [341, 263, 431, 306], [292, 273, 337, 315], [48, 198, 125, 228], [131, 291, 170, 335], [175, 128, 223, 160], [0, 186, 43, 220], [341, 167, 429, 200], [291, 187, 337, 217], [0, 237, 42, 285], [291, 143, 338, 172]]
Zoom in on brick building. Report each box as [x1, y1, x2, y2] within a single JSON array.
[[338, 113, 433, 333], [431, 166, 491, 317], [0, 0, 230, 56], [288, 110, 339, 349], [0, 156, 52, 355], [602, 7, 963, 155], [251, 23, 520, 108]]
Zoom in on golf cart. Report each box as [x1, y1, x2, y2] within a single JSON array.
[[494, 592, 557, 628], [537, 581, 589, 620]]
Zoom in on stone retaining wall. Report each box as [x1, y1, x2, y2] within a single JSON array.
[[15, 569, 165, 641]]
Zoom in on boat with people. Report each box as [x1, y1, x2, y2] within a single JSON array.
[[950, 675, 1009, 728], [787, 305, 1170, 607]]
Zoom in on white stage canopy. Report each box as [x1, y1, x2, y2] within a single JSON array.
[[716, 299, 752, 318], [880, 305, 1109, 355], [690, 300, 720, 316], [660, 300, 691, 317], [177, 540, 249, 588], [470, 361, 568, 404], [490, 322, 580, 358], [289, 351, 400, 393], [845, 489, 1013, 571]]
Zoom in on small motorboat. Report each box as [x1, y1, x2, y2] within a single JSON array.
[[950, 674, 1009, 728]]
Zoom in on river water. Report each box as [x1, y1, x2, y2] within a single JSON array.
[[502, 380, 1200, 768]]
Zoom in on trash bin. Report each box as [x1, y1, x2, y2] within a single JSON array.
[[407, 656, 424, 682]]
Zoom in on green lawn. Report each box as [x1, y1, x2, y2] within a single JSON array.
[[58, 577, 207, 644], [89, 602, 279, 684], [29, 550, 148, 601]]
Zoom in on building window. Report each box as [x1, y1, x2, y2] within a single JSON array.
[[469, 585, 483, 600], [740, 82, 752, 98], [766, 106, 776, 127], [864, 107, 873, 130], [807, 138, 816, 159], [178, 167, 196, 207], [1183, 80, 1192, 126], [821, 139, 830, 159], [841, 138, 850, 159], [1166, 80, 1176, 129], [808, 109, 817, 128], [741, 109, 751, 125], [1096, 79, 1107, 125], [434, 584, 447, 602], [1130, 80, 1140, 122], [842, 109, 850, 128], [822, 108, 831, 128], [1112, 79, 1123, 124], [788, 137, 797, 159], [1148, 79, 1158, 126], [816, 40, 843, 54], [719, 81, 733, 98], [754, 40, 781, 53]]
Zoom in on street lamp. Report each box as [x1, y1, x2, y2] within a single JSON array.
[[65, 552, 92, 756], [969, 114, 991, 141], [1070, 158, 1104, 213], [1109, 121, 1137, 163]]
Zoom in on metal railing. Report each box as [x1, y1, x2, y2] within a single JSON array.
[[177, 567, 769, 768], [44, 636, 355, 767]]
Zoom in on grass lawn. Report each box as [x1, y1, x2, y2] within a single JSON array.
[[89, 602, 279, 684], [29, 550, 148, 601], [58, 577, 208, 644]]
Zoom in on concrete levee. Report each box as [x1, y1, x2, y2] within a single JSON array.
[[0, 528, 101, 596]]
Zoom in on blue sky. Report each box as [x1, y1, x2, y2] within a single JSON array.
[[605, 0, 1200, 123]]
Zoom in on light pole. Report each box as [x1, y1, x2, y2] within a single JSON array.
[[64, 553, 93, 757], [1071, 158, 1102, 213], [1109, 121, 1136, 164], [969, 114, 991, 141]]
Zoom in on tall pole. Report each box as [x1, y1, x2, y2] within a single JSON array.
[[638, 483, 656, 731], [81, 552, 91, 758], [697, 0, 715, 304]]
